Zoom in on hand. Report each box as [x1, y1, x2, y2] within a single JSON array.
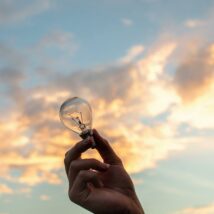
[[64, 129, 144, 214]]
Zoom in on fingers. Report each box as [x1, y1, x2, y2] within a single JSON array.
[[93, 129, 122, 165], [64, 137, 93, 175], [68, 158, 109, 188], [69, 170, 100, 205]]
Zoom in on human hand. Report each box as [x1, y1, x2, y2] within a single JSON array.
[[64, 129, 144, 214]]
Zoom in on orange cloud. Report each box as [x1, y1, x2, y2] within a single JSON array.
[[0, 38, 213, 194], [174, 43, 214, 103], [175, 202, 214, 214], [185, 19, 204, 28], [169, 43, 214, 129], [40, 194, 50, 201], [0, 184, 13, 194]]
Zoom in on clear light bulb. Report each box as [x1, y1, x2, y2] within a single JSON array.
[[59, 97, 96, 148]]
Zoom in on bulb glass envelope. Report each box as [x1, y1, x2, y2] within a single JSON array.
[[59, 97, 93, 135]]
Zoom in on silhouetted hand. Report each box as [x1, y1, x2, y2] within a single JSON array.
[[64, 129, 144, 214]]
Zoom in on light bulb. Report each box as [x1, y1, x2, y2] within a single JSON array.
[[59, 97, 96, 148]]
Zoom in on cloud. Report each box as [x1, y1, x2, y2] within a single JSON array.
[[121, 18, 133, 27], [169, 88, 214, 129], [0, 39, 177, 183], [0, 43, 26, 67], [36, 31, 77, 55], [185, 19, 204, 28], [28, 30, 78, 75], [0, 67, 25, 85], [0, 41, 180, 187], [0, 30, 214, 194], [119, 45, 144, 64], [40, 194, 50, 201], [17, 187, 31, 194], [170, 43, 214, 129], [0, 29, 77, 109], [0, 184, 32, 195], [0, 184, 13, 194], [174, 202, 214, 214], [174, 44, 214, 103], [0, 0, 52, 24]]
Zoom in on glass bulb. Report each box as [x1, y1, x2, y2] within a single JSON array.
[[59, 97, 96, 147]]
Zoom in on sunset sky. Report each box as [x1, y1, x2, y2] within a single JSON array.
[[0, 0, 214, 214]]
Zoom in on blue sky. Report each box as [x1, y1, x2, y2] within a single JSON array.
[[1, 1, 214, 214]]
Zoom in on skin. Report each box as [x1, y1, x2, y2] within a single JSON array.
[[64, 129, 145, 214]]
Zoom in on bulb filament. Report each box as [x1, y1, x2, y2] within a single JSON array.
[[66, 112, 86, 131]]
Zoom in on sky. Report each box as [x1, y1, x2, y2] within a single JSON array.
[[0, 0, 214, 214]]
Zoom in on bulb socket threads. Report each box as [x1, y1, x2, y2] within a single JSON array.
[[80, 129, 96, 149]]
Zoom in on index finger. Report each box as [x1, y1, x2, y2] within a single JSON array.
[[64, 137, 93, 175], [93, 129, 122, 165]]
